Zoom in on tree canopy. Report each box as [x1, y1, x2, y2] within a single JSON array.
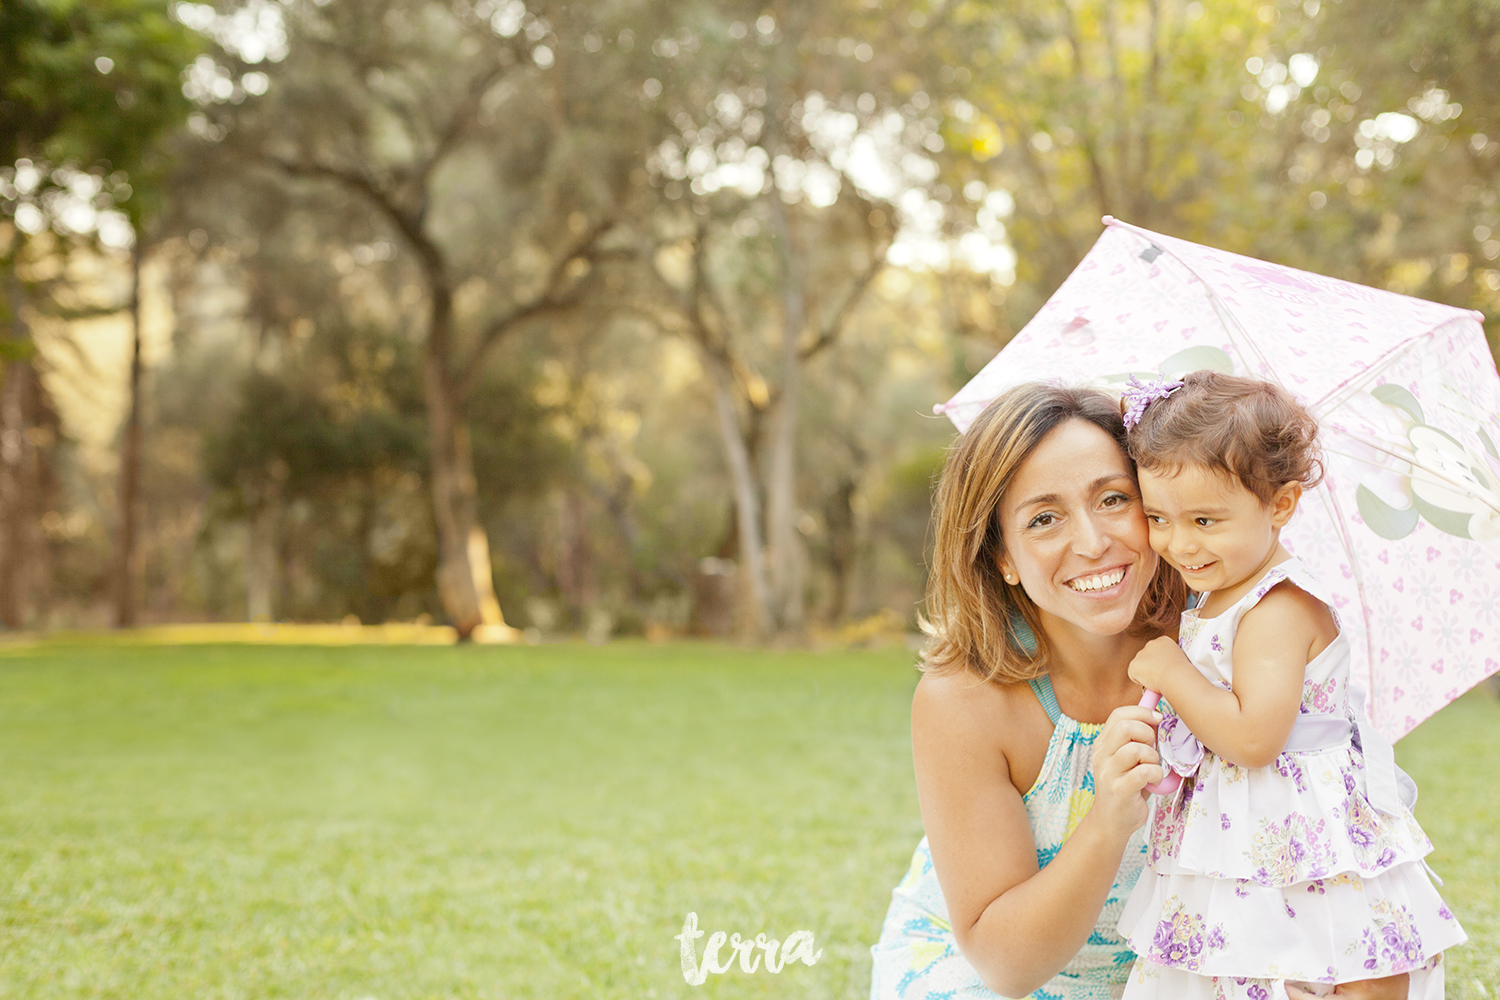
[[3, 0, 1497, 637]]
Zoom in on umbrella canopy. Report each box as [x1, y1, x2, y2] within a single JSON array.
[[937, 216, 1499, 742]]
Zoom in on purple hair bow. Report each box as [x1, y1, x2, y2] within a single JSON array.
[[1121, 375, 1185, 430]]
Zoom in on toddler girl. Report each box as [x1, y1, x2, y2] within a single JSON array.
[[1115, 371, 1465, 999]]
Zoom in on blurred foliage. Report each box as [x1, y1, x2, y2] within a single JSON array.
[[4, 0, 1498, 637], [1, 0, 201, 204], [0, 0, 203, 629]]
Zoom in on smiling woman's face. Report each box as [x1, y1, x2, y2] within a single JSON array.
[[996, 418, 1156, 641]]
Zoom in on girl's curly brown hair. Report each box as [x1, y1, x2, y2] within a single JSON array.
[[1126, 371, 1324, 502]]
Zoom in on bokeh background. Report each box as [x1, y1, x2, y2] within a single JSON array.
[[4, 0, 1499, 640], [3, 0, 1500, 998]]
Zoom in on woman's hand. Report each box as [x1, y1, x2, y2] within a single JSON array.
[[1286, 973, 1409, 999], [1086, 703, 1163, 837]]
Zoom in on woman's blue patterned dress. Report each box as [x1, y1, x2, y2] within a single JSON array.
[[869, 674, 1148, 1000]]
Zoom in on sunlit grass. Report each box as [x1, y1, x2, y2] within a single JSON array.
[[0, 641, 1491, 998], [1395, 686, 1500, 1000]]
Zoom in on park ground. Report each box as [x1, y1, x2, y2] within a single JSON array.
[[0, 640, 1494, 999]]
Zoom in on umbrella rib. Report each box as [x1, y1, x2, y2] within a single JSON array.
[[1310, 480, 1383, 733], [1321, 441, 1415, 468], [1103, 218, 1474, 419]]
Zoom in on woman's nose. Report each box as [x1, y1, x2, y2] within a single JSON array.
[[1071, 512, 1110, 558]]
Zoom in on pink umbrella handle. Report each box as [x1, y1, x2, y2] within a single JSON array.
[[1138, 689, 1182, 795]]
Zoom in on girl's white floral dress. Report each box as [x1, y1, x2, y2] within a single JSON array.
[[1118, 558, 1466, 999]]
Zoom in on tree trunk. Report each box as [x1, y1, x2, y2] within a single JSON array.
[[244, 475, 281, 623], [0, 361, 35, 630], [0, 267, 36, 630], [112, 244, 145, 627], [825, 475, 857, 623], [556, 490, 598, 631], [761, 27, 810, 637], [706, 354, 773, 635], [763, 177, 807, 635], [423, 284, 507, 640]]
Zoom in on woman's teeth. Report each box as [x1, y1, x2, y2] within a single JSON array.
[[1068, 568, 1125, 592]]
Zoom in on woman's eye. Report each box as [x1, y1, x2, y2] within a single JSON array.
[[1028, 513, 1056, 528]]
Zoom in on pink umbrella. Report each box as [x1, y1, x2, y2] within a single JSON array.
[[937, 216, 1500, 743]]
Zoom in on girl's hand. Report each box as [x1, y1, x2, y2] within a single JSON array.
[[1286, 973, 1408, 999], [1087, 704, 1162, 837], [1126, 635, 1190, 695]]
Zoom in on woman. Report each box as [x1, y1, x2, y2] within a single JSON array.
[[868, 384, 1409, 1000]]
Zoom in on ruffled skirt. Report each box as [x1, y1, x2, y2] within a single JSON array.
[[1119, 745, 1465, 994]]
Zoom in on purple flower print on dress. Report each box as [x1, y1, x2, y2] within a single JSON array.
[[1221, 812, 1232, 831], [1439, 903, 1454, 920], [1149, 899, 1224, 972], [1344, 772, 1358, 794], [1148, 801, 1184, 865], [1152, 918, 1197, 965], [1248, 987, 1269, 1000], [1302, 676, 1339, 714], [1210, 633, 1223, 653], [1250, 813, 1337, 884], [1274, 753, 1310, 792], [1359, 903, 1430, 974], [1380, 923, 1426, 969], [1156, 922, 1200, 964]]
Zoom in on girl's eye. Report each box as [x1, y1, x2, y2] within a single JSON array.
[[1147, 515, 1165, 525], [1196, 517, 1215, 527]]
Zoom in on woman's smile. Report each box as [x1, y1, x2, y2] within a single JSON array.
[[1064, 565, 1129, 594]]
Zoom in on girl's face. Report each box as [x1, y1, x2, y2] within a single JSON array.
[[1136, 463, 1300, 598], [997, 419, 1157, 640]]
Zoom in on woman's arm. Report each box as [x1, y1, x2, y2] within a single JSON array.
[[912, 674, 1161, 997], [1127, 583, 1335, 768]]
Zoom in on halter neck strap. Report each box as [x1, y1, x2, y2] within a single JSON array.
[[1027, 674, 1062, 725]]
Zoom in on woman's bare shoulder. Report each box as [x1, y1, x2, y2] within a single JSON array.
[[913, 669, 1038, 747]]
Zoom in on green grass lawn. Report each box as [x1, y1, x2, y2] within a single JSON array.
[[0, 641, 1492, 999]]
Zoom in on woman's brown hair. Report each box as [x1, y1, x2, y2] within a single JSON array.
[[922, 383, 1186, 683]]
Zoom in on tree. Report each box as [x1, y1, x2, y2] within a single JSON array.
[[201, 328, 434, 624], [1312, 0, 1500, 345], [0, 0, 200, 628], [633, 0, 928, 635], [920, 2, 1308, 307], [198, 0, 661, 638]]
